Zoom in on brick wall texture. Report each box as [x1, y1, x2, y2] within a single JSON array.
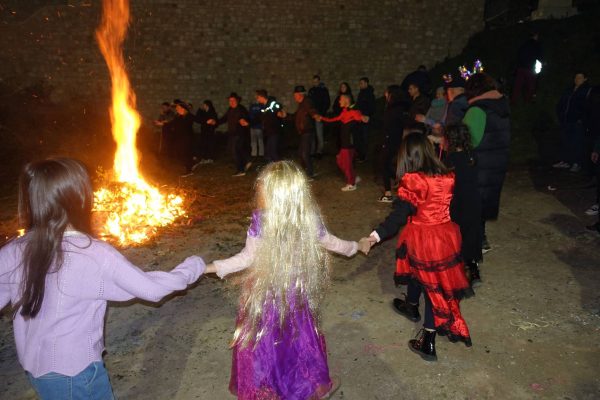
[[0, 0, 484, 117]]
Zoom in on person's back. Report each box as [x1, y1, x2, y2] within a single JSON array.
[[400, 172, 454, 226]]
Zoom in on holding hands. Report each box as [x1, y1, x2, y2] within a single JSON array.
[[358, 235, 378, 255]]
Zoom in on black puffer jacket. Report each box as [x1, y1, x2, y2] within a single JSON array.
[[470, 96, 511, 221]]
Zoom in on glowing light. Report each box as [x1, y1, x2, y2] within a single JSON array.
[[458, 59, 484, 80], [93, 0, 185, 245], [17, 229, 25, 237], [535, 60, 542, 74]]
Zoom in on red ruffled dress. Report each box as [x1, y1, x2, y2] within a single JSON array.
[[394, 172, 472, 342]]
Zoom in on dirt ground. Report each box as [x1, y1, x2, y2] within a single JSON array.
[[1, 149, 600, 400]]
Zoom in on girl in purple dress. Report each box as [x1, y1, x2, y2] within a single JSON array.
[[206, 160, 370, 400]]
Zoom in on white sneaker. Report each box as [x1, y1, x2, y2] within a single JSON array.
[[552, 161, 570, 169], [585, 204, 599, 216], [569, 163, 581, 172], [341, 184, 357, 192]]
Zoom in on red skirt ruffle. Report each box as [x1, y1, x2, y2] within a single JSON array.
[[395, 221, 472, 342]]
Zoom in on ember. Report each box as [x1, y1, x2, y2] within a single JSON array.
[[93, 0, 185, 244]]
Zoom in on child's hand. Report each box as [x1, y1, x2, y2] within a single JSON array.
[[205, 263, 217, 274], [358, 237, 373, 255]]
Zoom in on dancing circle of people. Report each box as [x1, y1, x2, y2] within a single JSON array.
[[0, 69, 511, 399]]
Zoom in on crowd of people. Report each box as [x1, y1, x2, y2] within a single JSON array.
[[0, 64, 517, 399]]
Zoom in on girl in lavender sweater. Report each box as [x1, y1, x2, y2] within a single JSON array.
[[205, 160, 370, 399], [0, 158, 206, 400]]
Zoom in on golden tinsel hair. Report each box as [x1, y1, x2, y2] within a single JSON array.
[[233, 161, 330, 348]]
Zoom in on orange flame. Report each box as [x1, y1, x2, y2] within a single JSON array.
[[95, 0, 140, 184], [93, 0, 185, 244]]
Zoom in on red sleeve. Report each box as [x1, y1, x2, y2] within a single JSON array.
[[397, 173, 428, 207], [321, 114, 341, 123], [347, 109, 364, 122]]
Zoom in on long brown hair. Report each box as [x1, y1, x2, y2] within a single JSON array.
[[397, 132, 450, 177], [16, 158, 93, 318]]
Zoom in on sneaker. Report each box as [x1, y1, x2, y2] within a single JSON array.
[[244, 161, 253, 172], [378, 195, 393, 203], [355, 176, 362, 185], [552, 161, 570, 169], [482, 237, 492, 254], [569, 163, 581, 172], [585, 204, 599, 216], [341, 184, 357, 191], [232, 172, 246, 177]]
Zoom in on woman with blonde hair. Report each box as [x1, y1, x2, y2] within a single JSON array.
[[205, 160, 369, 399]]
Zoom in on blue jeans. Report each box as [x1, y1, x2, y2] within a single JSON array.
[[28, 362, 115, 400]]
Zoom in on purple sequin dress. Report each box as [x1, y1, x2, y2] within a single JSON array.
[[230, 211, 332, 400]]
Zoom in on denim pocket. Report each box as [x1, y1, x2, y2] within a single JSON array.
[[83, 362, 101, 387]]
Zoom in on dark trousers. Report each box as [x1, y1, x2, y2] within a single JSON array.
[[229, 135, 249, 173], [199, 131, 216, 160], [406, 280, 434, 329], [179, 135, 194, 173], [353, 123, 370, 161], [298, 132, 314, 176], [265, 134, 280, 162], [381, 143, 399, 192], [560, 122, 585, 165], [511, 67, 537, 104]]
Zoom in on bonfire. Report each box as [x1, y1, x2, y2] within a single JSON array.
[[92, 0, 185, 245]]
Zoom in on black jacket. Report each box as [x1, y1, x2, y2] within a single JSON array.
[[383, 100, 409, 149], [195, 108, 217, 135], [356, 85, 376, 117], [288, 97, 318, 135], [470, 96, 511, 221], [260, 97, 283, 136], [217, 105, 250, 137], [374, 199, 415, 242], [557, 83, 592, 125], [445, 151, 482, 261], [308, 83, 331, 115]]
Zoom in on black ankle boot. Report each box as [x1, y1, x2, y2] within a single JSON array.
[[392, 296, 421, 322], [467, 260, 482, 288], [409, 329, 437, 361]]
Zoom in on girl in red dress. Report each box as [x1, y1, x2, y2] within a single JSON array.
[[367, 132, 473, 361]]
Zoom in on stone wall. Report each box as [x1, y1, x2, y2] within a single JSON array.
[[0, 0, 484, 118]]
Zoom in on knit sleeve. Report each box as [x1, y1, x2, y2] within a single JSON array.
[[61, 243, 206, 303], [463, 107, 487, 148]]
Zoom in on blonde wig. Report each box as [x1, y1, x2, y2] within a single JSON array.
[[233, 161, 330, 348]]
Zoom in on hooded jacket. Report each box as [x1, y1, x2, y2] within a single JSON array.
[[466, 92, 511, 221]]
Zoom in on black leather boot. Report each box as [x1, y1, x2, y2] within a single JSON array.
[[392, 296, 421, 322], [467, 260, 482, 288], [408, 329, 437, 361]]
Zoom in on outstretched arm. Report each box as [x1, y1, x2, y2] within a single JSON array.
[[212, 235, 259, 278], [371, 199, 415, 243], [320, 231, 358, 257]]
